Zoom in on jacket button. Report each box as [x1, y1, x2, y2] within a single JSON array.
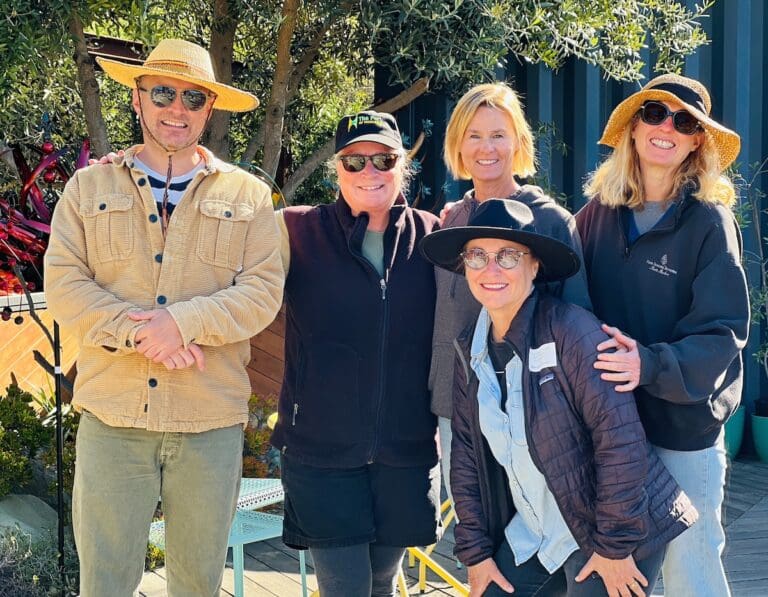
[[138, 178, 147, 186], [157, 295, 167, 305], [224, 210, 232, 218], [98, 203, 106, 210], [155, 254, 163, 263], [148, 378, 158, 388], [149, 214, 158, 223]]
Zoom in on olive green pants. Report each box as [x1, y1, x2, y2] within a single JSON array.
[[73, 411, 243, 597]]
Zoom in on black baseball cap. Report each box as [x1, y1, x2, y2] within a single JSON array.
[[334, 111, 403, 152]]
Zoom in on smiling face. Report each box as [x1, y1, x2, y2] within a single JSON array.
[[132, 75, 214, 157], [631, 99, 702, 174], [336, 141, 403, 230], [464, 238, 538, 329], [459, 106, 519, 194]]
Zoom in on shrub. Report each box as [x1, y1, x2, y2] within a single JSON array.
[[0, 385, 52, 498], [0, 525, 78, 596], [243, 394, 280, 478]]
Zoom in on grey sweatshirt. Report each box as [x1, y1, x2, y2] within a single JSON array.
[[428, 186, 592, 418]]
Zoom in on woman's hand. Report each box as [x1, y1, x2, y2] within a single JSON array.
[[468, 557, 514, 596], [575, 552, 647, 596], [594, 324, 641, 391], [439, 200, 458, 226], [88, 150, 123, 165]]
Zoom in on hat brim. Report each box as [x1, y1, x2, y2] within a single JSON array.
[[96, 57, 259, 112], [337, 133, 403, 151], [599, 89, 740, 171], [419, 226, 580, 283]]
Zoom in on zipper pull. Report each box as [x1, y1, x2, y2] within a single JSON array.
[[380, 278, 387, 300], [292, 403, 298, 425]]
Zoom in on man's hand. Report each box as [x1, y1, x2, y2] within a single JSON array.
[[161, 343, 206, 371], [468, 557, 514, 596], [594, 324, 641, 392], [130, 309, 185, 363], [575, 552, 647, 597]]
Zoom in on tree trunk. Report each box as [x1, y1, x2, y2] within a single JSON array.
[[281, 77, 430, 202], [240, 10, 336, 166], [260, 0, 300, 179], [68, 12, 110, 157], [206, 0, 238, 161]]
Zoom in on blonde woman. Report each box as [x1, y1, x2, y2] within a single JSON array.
[[431, 83, 590, 504], [576, 74, 749, 597]]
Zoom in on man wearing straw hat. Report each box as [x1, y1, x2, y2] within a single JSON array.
[[44, 39, 284, 596]]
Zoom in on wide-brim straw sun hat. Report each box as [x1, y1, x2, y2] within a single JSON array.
[[419, 199, 580, 283], [599, 73, 740, 171], [96, 39, 258, 113]]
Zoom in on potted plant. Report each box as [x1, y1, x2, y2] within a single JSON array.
[[736, 159, 768, 461]]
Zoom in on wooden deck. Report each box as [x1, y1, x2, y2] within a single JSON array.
[[140, 457, 768, 596]]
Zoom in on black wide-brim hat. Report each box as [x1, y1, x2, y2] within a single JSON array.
[[419, 199, 580, 283]]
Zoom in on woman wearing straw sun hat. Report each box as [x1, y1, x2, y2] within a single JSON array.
[[420, 199, 696, 596], [576, 73, 750, 596]]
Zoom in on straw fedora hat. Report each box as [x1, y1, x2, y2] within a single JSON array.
[[96, 39, 258, 113], [599, 73, 740, 171], [419, 199, 580, 282]]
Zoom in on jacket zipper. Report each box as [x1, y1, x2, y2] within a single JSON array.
[[367, 273, 389, 464]]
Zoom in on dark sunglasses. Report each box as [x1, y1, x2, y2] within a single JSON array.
[[138, 84, 215, 112], [462, 247, 529, 270], [338, 153, 399, 173], [638, 101, 701, 135]]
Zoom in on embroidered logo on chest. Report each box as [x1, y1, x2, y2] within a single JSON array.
[[646, 253, 678, 277]]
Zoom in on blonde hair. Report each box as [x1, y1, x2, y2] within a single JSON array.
[[584, 116, 736, 208], [444, 83, 536, 180]]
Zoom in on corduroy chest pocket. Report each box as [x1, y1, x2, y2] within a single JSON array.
[[197, 198, 255, 270], [79, 194, 135, 263]]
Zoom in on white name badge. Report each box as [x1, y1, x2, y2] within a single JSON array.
[[528, 342, 558, 372]]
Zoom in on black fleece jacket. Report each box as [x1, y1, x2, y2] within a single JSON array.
[[575, 189, 749, 450], [271, 194, 439, 468]]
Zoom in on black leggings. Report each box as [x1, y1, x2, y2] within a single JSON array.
[[310, 543, 406, 597]]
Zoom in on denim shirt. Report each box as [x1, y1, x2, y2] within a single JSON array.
[[470, 308, 579, 572]]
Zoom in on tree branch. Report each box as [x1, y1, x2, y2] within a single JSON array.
[[281, 77, 430, 202], [67, 11, 110, 157], [206, 0, 238, 160], [260, 0, 300, 179], [241, 5, 344, 166]]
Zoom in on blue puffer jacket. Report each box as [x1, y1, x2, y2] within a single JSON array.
[[450, 291, 698, 567]]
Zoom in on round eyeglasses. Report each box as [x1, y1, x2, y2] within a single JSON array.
[[462, 247, 529, 270], [338, 153, 399, 173], [638, 101, 701, 135]]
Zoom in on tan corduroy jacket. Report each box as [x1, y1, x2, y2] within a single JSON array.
[[44, 146, 284, 432]]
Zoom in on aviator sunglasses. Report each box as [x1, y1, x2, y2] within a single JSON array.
[[338, 153, 400, 173], [462, 247, 530, 270], [138, 84, 215, 112], [638, 101, 702, 135]]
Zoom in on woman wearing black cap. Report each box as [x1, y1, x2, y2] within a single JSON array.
[[576, 74, 749, 596], [420, 199, 697, 597], [270, 111, 442, 596]]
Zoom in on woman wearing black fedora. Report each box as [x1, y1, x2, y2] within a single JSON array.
[[576, 74, 749, 596], [420, 199, 697, 597]]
